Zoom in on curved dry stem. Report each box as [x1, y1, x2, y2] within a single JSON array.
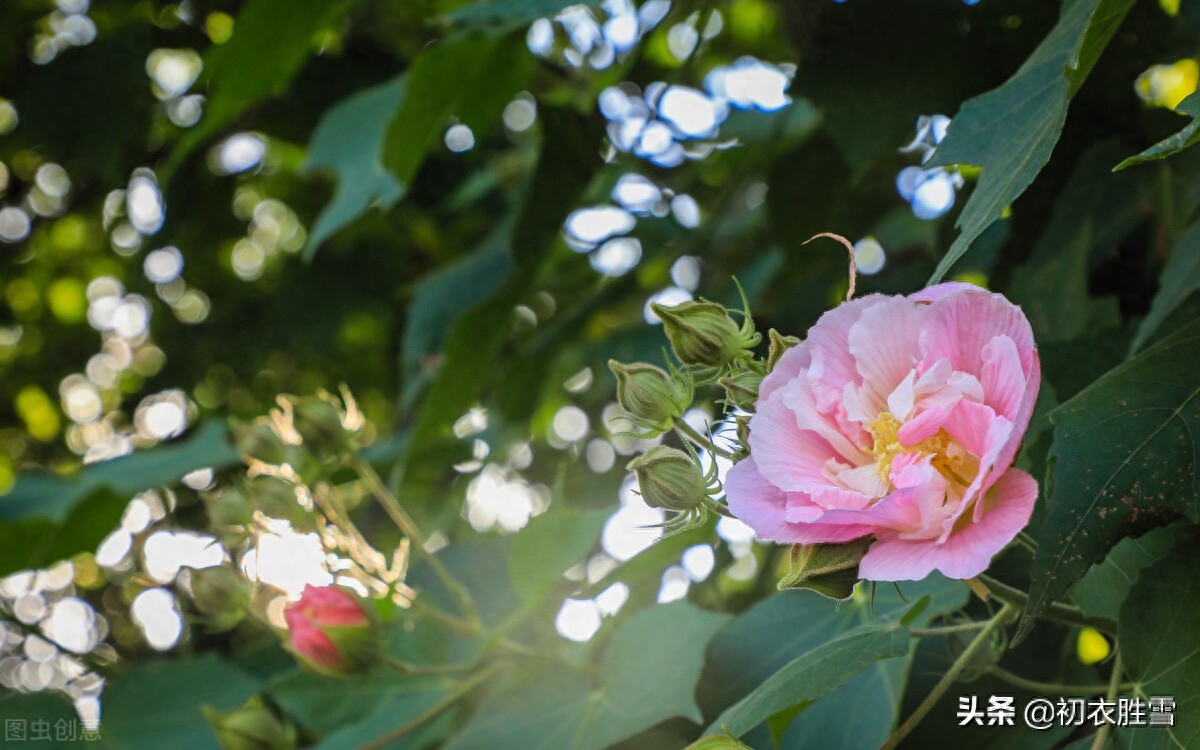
[[803, 232, 858, 301]]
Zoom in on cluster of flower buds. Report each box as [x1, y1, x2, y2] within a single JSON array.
[[607, 288, 775, 535]]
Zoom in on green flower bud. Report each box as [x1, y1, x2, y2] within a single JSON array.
[[203, 696, 297, 750], [608, 360, 691, 435], [777, 537, 873, 601], [651, 300, 761, 369], [767, 328, 801, 373], [187, 565, 250, 631], [718, 369, 763, 411], [683, 734, 754, 750], [627, 446, 709, 512]]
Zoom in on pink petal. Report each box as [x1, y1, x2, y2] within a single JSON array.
[[782, 377, 870, 466], [919, 288, 1036, 378], [725, 458, 873, 544], [980, 335, 1025, 420], [748, 385, 839, 492], [989, 353, 1041, 495], [858, 467, 1037, 580], [848, 296, 925, 407], [896, 405, 950, 445], [909, 281, 983, 304], [805, 295, 884, 411], [759, 340, 810, 403]]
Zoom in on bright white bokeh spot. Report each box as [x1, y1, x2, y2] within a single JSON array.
[[216, 133, 267, 174], [0, 207, 31, 243], [716, 516, 757, 545], [565, 205, 635, 245], [61, 377, 101, 424], [127, 173, 164, 234], [96, 529, 133, 568], [465, 464, 545, 533], [671, 194, 701, 228], [658, 566, 690, 602], [552, 405, 589, 442], [854, 237, 886, 275], [146, 49, 201, 99], [503, 94, 537, 132], [912, 171, 956, 220], [527, 18, 555, 55], [144, 246, 184, 283], [35, 163, 71, 198], [643, 286, 693, 324], [670, 255, 702, 290], [44, 598, 97, 654], [706, 57, 792, 112], [143, 530, 223, 584], [589, 236, 642, 276], [586, 438, 616, 473], [603, 12, 638, 50], [555, 598, 602, 642], [242, 528, 332, 597], [594, 582, 629, 616], [183, 467, 215, 490], [137, 397, 187, 439], [682, 544, 716, 582], [666, 22, 698, 61], [658, 86, 726, 138], [112, 296, 150, 339], [602, 476, 664, 561], [611, 174, 661, 213], [634, 120, 675, 157], [131, 588, 182, 650], [445, 124, 475, 153], [895, 166, 925, 202], [168, 95, 204, 127]]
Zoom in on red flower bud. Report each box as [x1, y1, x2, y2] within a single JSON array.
[[283, 585, 379, 677]]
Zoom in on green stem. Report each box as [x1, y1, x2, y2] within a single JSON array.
[[351, 455, 482, 627], [409, 599, 538, 658], [979, 574, 1117, 635], [910, 620, 990, 637], [1015, 531, 1038, 553], [358, 662, 502, 750], [989, 666, 1131, 697], [880, 603, 1016, 750], [1091, 650, 1124, 750], [675, 420, 734, 459]]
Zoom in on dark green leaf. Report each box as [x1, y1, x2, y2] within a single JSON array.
[[927, 0, 1134, 283], [1071, 524, 1197, 621], [1119, 544, 1200, 749], [270, 668, 453, 738], [508, 507, 611, 602], [510, 105, 605, 269], [1131, 218, 1200, 353], [1114, 92, 1200, 171], [444, 602, 730, 750], [445, 0, 596, 29], [101, 655, 261, 749], [304, 76, 406, 256], [166, 0, 351, 178], [704, 623, 909, 739], [1020, 318, 1200, 641]]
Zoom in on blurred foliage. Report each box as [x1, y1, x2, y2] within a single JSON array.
[[1, 0, 1200, 748]]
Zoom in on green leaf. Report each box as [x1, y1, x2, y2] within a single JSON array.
[[508, 507, 611, 602], [270, 668, 454, 738], [444, 602, 730, 750], [1131, 218, 1200, 353], [445, 0, 595, 29], [926, 0, 1134, 283], [165, 0, 351, 179], [1119, 544, 1200, 748], [700, 576, 966, 749], [100, 655, 261, 749], [304, 76, 406, 257], [381, 32, 531, 198], [704, 623, 909, 739], [1008, 141, 1140, 342], [510, 105, 605, 269], [0, 422, 237, 576], [1020, 318, 1200, 641], [1114, 92, 1200, 171], [1071, 524, 1197, 621]]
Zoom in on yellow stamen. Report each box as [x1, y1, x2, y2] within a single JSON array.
[[866, 412, 969, 487]]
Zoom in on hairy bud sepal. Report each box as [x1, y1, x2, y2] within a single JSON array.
[[608, 360, 692, 436], [778, 538, 873, 601], [650, 299, 760, 371]]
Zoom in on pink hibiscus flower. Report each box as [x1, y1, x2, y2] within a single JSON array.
[[725, 282, 1041, 580]]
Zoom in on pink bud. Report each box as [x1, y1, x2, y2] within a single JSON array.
[[283, 585, 378, 676]]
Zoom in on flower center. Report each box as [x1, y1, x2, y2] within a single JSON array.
[[866, 412, 970, 487]]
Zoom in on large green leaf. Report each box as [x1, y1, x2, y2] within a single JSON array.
[[703, 623, 909, 739], [926, 0, 1134, 283], [443, 602, 730, 750], [1008, 141, 1140, 342], [1118, 544, 1200, 749], [100, 655, 261, 749], [165, 0, 351, 178], [0, 422, 237, 576], [1130, 218, 1200, 353], [304, 75, 406, 256], [445, 0, 595, 29], [1071, 523, 1197, 621], [1020, 318, 1200, 640], [508, 507, 611, 602], [1114, 91, 1200, 171]]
